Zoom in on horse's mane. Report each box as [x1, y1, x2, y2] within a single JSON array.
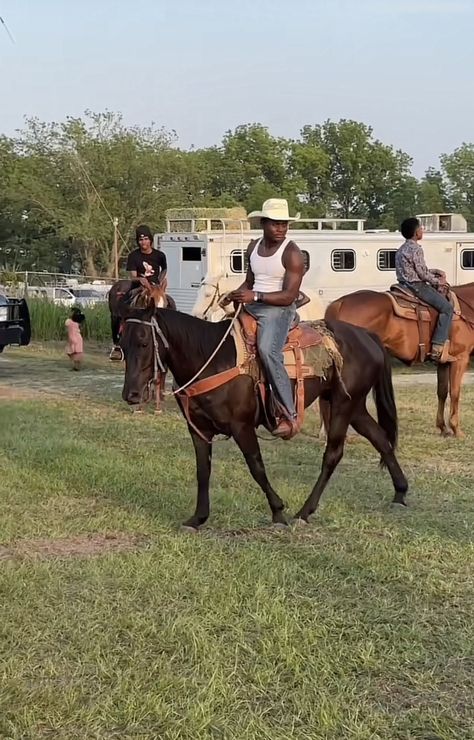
[[156, 308, 235, 366]]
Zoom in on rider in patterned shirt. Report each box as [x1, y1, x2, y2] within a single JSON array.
[[395, 217, 454, 362]]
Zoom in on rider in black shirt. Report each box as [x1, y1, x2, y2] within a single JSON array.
[[126, 225, 167, 284]]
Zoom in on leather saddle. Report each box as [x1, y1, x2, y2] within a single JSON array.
[[386, 283, 460, 362], [237, 309, 323, 372], [387, 283, 460, 322]]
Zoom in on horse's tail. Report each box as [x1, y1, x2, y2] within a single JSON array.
[[370, 333, 398, 452]]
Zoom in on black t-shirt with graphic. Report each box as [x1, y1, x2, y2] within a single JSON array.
[[126, 248, 167, 284]]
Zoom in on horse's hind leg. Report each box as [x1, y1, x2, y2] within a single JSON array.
[[111, 314, 121, 345], [233, 425, 288, 526], [448, 353, 469, 438], [350, 406, 408, 505], [294, 400, 351, 523], [436, 364, 450, 436], [182, 431, 213, 531], [318, 398, 331, 440]]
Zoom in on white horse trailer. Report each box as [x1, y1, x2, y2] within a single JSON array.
[[155, 213, 474, 316]]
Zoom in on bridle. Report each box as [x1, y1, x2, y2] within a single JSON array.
[[125, 316, 169, 395], [125, 304, 242, 398]]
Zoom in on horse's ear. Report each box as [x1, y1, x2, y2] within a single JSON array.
[[158, 268, 167, 285], [137, 276, 153, 294], [158, 269, 168, 294]]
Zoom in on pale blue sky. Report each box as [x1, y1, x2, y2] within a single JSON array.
[[1, 0, 472, 175]]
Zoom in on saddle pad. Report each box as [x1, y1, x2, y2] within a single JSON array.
[[231, 320, 340, 380]]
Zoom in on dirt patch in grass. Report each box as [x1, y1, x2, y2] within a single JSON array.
[[0, 532, 149, 561], [0, 384, 39, 401]]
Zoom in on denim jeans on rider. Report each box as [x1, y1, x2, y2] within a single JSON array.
[[402, 280, 454, 345], [245, 302, 297, 419]]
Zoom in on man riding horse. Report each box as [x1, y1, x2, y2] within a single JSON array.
[[223, 198, 305, 439], [110, 224, 167, 360], [395, 217, 454, 363]]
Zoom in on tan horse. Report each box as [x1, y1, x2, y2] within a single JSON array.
[[325, 283, 474, 438]]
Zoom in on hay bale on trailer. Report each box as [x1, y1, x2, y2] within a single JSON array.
[[165, 207, 249, 233]]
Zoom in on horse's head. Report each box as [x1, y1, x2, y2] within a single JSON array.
[[134, 272, 169, 308], [118, 285, 168, 407]]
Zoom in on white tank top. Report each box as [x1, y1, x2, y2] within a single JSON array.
[[250, 237, 289, 293]]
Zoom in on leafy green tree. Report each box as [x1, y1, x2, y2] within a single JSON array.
[[10, 112, 181, 275], [298, 120, 413, 226], [441, 145, 474, 227], [203, 124, 298, 210], [417, 167, 450, 214]]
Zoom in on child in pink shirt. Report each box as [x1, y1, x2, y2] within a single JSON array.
[[65, 308, 85, 370]]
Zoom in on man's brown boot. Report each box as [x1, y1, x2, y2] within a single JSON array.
[[273, 417, 299, 440]]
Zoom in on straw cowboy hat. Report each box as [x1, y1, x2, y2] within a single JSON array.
[[247, 198, 300, 222]]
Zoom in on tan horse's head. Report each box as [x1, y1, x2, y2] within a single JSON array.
[[131, 272, 169, 309]]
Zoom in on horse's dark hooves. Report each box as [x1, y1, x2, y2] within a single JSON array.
[[390, 501, 408, 511], [292, 517, 309, 527], [181, 524, 200, 534], [439, 428, 453, 438]]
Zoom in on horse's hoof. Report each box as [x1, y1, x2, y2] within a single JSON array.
[[390, 502, 408, 511], [181, 524, 200, 534], [154, 409, 163, 415], [272, 522, 289, 531], [292, 517, 308, 527]]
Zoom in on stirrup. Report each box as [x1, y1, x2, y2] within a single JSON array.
[[430, 343, 455, 364], [109, 345, 124, 362]]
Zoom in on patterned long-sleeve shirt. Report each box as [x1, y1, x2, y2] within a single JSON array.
[[395, 239, 439, 288]]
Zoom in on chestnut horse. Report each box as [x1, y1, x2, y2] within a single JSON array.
[[325, 283, 474, 438]]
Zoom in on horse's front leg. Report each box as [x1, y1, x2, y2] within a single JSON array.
[[294, 399, 351, 523], [436, 363, 450, 436], [154, 372, 166, 414], [448, 354, 470, 438], [232, 424, 288, 527], [182, 431, 213, 531]]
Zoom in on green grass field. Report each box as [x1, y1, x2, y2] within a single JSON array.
[[0, 345, 473, 739]]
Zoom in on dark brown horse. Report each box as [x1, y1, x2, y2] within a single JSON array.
[[325, 283, 474, 438], [118, 291, 408, 530], [108, 275, 176, 413]]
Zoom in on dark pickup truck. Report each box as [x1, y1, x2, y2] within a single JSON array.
[[0, 293, 31, 352]]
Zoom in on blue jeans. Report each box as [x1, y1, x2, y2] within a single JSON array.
[[402, 281, 454, 345], [245, 302, 296, 418]]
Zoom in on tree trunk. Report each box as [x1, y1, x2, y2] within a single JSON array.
[[83, 250, 98, 277]]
